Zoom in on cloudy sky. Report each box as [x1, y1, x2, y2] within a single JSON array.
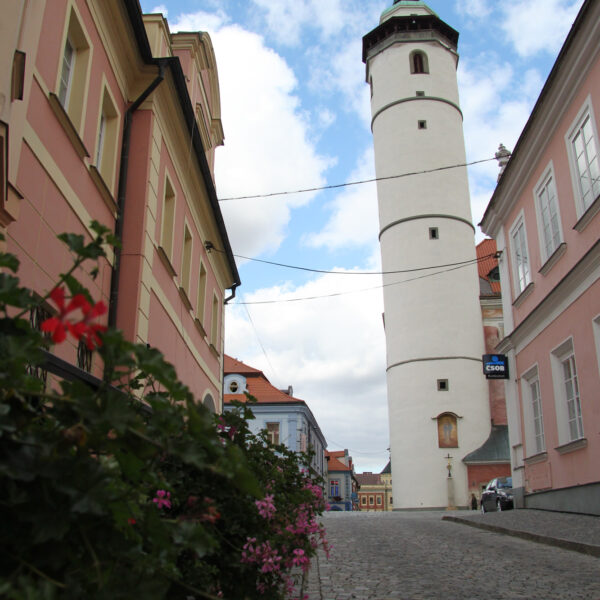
[[142, 0, 583, 473]]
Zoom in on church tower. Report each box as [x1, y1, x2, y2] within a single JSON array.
[[363, 1, 491, 509]]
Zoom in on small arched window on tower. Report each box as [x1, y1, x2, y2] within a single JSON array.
[[437, 413, 458, 448], [410, 50, 429, 75]]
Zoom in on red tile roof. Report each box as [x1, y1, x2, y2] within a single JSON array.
[[327, 456, 352, 472], [224, 355, 305, 405], [477, 238, 501, 294], [355, 472, 382, 485]]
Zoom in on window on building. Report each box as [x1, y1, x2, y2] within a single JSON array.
[[567, 103, 600, 214], [228, 381, 238, 393], [535, 167, 562, 262], [437, 379, 448, 391], [593, 315, 600, 376], [161, 177, 175, 263], [522, 366, 545, 456], [95, 87, 119, 189], [57, 7, 91, 131], [266, 422, 280, 445], [369, 495, 374, 505], [330, 480, 340, 497], [77, 339, 92, 373], [551, 339, 584, 446], [510, 215, 531, 295], [181, 225, 193, 297], [562, 353, 583, 442], [196, 261, 207, 325], [210, 293, 219, 348], [418, 120, 427, 130], [376, 496, 382, 505], [361, 496, 367, 506], [410, 51, 429, 74]]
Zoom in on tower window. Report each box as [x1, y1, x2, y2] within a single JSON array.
[[429, 227, 438, 239], [418, 120, 427, 130], [410, 50, 429, 75], [416, 90, 425, 97], [437, 379, 449, 391]]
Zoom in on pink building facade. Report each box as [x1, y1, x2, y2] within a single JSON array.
[[0, 0, 239, 411], [480, 0, 600, 514]]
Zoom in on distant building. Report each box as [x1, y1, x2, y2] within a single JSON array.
[[480, 0, 600, 515], [325, 450, 359, 511], [223, 356, 327, 478], [0, 1, 239, 410], [463, 240, 511, 501]]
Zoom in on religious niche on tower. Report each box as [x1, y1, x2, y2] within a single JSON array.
[[437, 413, 458, 448]]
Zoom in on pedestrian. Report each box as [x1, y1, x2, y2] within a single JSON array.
[[470, 493, 478, 510]]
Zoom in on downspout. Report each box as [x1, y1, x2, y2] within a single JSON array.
[[220, 281, 239, 411], [107, 61, 166, 332]]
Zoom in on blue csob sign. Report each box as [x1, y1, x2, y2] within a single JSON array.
[[482, 354, 509, 379]]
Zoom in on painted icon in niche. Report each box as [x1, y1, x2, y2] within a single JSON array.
[[437, 414, 458, 448]]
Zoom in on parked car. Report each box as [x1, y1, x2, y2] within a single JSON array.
[[481, 476, 514, 513]]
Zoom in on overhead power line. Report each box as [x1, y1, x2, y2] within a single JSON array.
[[217, 156, 497, 201], [230, 257, 489, 305], [211, 247, 496, 276]]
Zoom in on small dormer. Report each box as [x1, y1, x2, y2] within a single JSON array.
[[224, 373, 247, 394]]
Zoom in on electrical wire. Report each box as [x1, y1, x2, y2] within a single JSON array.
[[242, 303, 280, 381], [213, 248, 496, 276], [229, 257, 490, 305], [217, 156, 497, 201]]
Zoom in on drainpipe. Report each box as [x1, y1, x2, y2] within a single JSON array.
[[107, 61, 165, 332]]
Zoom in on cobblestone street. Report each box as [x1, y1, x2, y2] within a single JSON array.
[[300, 511, 600, 600]]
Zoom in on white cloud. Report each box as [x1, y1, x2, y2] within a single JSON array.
[[225, 270, 389, 472], [149, 4, 168, 16], [458, 59, 545, 235], [454, 0, 493, 19], [304, 147, 378, 250], [167, 12, 334, 258], [500, 0, 582, 57]]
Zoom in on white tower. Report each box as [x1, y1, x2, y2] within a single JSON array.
[[363, 1, 490, 509]]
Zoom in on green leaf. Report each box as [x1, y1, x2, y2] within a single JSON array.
[[0, 252, 19, 273]]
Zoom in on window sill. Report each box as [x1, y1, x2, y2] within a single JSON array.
[[156, 245, 177, 278], [88, 165, 117, 215], [194, 317, 207, 338], [209, 343, 220, 358], [538, 242, 566, 276], [512, 281, 534, 308], [555, 438, 587, 455], [524, 451, 547, 465], [48, 92, 89, 160], [573, 194, 600, 232], [178, 286, 193, 312]]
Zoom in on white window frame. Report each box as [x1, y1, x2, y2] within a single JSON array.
[[58, 37, 75, 110], [593, 315, 600, 376], [534, 162, 563, 264], [521, 365, 545, 456], [509, 211, 531, 296], [551, 338, 584, 446], [565, 95, 600, 217]]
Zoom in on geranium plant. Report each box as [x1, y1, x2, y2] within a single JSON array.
[[0, 223, 327, 599]]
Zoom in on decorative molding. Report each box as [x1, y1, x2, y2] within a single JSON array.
[[387, 355, 482, 372], [524, 451, 548, 465], [178, 286, 193, 312], [379, 213, 475, 239], [209, 343, 220, 358], [539, 242, 567, 275], [194, 317, 206, 338], [512, 281, 535, 308], [156, 245, 177, 278], [88, 165, 117, 215], [573, 194, 600, 232], [47, 92, 90, 159], [371, 96, 462, 131], [555, 438, 587, 455]]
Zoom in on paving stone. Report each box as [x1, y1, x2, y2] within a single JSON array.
[[296, 510, 600, 599]]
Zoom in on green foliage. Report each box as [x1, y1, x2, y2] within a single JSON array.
[[0, 227, 325, 599]]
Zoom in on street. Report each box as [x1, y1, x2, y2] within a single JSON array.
[[301, 512, 600, 600]]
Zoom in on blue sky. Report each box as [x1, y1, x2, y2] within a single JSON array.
[[141, 0, 583, 472]]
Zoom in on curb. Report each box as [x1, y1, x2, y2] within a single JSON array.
[[442, 515, 600, 558]]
